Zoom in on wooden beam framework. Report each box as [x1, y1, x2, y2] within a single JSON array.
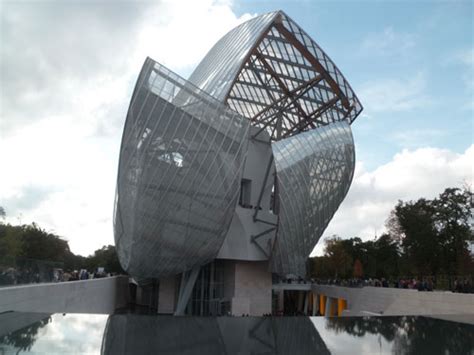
[[274, 22, 351, 110]]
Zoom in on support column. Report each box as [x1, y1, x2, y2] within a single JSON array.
[[325, 296, 332, 317], [297, 291, 305, 313], [157, 277, 177, 314], [303, 291, 309, 315], [231, 261, 271, 316], [337, 298, 347, 316], [325, 297, 338, 317], [319, 294, 326, 316], [330, 297, 337, 316], [174, 267, 200, 316], [312, 293, 317, 316], [277, 289, 284, 314]]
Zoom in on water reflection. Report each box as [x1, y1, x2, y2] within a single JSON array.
[[0, 312, 109, 354], [1, 313, 473, 354], [102, 315, 329, 355], [325, 317, 474, 354], [0, 313, 50, 353]]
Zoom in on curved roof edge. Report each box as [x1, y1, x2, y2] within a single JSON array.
[[188, 10, 363, 132], [188, 11, 279, 100]]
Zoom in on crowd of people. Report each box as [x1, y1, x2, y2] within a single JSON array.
[[0, 267, 42, 285], [0, 265, 112, 286], [53, 268, 110, 282], [280, 276, 473, 293], [452, 278, 473, 293]]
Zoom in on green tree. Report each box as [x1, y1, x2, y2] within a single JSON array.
[[353, 258, 363, 278], [86, 245, 124, 274], [373, 234, 399, 278], [311, 186, 473, 281], [0, 220, 125, 276], [0, 316, 51, 354], [389, 187, 473, 277], [0, 224, 23, 260], [324, 236, 353, 278], [393, 198, 439, 275], [18, 223, 73, 265], [432, 187, 473, 275], [310, 255, 332, 278]]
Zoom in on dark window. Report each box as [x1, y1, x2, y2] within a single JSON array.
[[239, 179, 252, 208]]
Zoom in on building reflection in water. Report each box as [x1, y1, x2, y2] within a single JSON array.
[[1, 312, 473, 354], [324, 316, 474, 355], [101, 315, 330, 355]]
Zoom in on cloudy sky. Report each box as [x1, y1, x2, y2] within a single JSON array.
[[0, 0, 472, 256]]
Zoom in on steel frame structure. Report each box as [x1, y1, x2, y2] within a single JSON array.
[[114, 10, 363, 280]]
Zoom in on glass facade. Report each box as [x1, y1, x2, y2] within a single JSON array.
[[115, 10, 363, 279], [271, 121, 355, 276], [190, 11, 362, 141], [114, 59, 250, 278]]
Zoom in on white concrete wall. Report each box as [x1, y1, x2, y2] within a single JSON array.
[[217, 127, 277, 261], [157, 276, 177, 314], [311, 285, 474, 317], [0, 276, 129, 314], [231, 261, 271, 316]]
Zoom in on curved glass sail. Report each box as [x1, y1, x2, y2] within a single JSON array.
[[188, 12, 278, 101], [189, 11, 363, 141], [271, 121, 355, 277], [114, 10, 363, 280], [114, 58, 250, 278]]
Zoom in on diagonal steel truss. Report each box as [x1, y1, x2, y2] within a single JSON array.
[[225, 13, 362, 141]]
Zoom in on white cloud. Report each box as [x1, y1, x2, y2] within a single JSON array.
[[357, 72, 431, 113], [311, 144, 474, 256], [133, 0, 255, 73], [0, 0, 255, 134], [361, 27, 416, 57], [0, 0, 253, 256], [30, 314, 108, 353]]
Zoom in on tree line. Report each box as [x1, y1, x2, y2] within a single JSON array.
[[0, 215, 124, 274], [309, 187, 473, 282]]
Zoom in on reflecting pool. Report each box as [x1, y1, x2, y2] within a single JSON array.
[[1, 312, 473, 354]]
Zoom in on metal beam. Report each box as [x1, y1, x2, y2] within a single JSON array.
[[251, 113, 282, 139], [258, 36, 318, 71], [281, 96, 340, 138], [249, 318, 276, 351], [274, 22, 351, 110], [251, 227, 276, 258], [254, 50, 315, 132], [223, 17, 277, 103], [252, 227, 276, 240], [250, 75, 323, 123], [174, 266, 200, 316], [253, 155, 274, 222], [255, 218, 278, 226]]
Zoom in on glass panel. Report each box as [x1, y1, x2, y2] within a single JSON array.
[[271, 121, 355, 277], [114, 59, 250, 278]]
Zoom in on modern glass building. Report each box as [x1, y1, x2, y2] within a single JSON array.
[[114, 10, 362, 315]]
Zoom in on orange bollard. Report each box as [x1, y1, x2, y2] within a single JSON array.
[[337, 298, 347, 316], [319, 294, 326, 316]]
